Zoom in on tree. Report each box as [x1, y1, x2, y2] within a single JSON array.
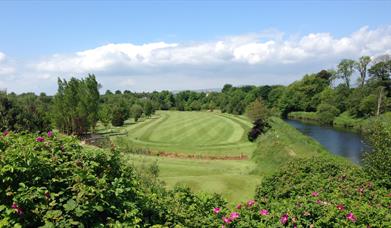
[[246, 99, 271, 142], [337, 59, 355, 89], [52, 74, 100, 136], [246, 99, 270, 122], [99, 104, 112, 127], [143, 100, 155, 118], [131, 104, 143, 122], [355, 56, 371, 87], [368, 60, 391, 96], [222, 84, 233, 93], [317, 103, 340, 125]]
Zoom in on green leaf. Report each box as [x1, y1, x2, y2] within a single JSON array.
[[63, 199, 77, 212]]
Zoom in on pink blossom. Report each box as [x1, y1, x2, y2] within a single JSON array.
[[47, 131, 53, 137], [36, 136, 45, 142], [221, 225, 225, 228], [346, 212, 357, 222], [247, 199, 255, 207], [3, 130, 9, 136], [230, 212, 240, 220], [336, 204, 345, 211], [316, 199, 322, 204], [259, 209, 269, 216], [222, 217, 232, 224], [213, 207, 221, 214], [311, 191, 319, 197], [45, 192, 51, 199], [280, 213, 289, 225], [236, 204, 242, 209], [11, 203, 23, 216]]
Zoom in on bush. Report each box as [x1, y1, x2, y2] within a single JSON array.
[[362, 113, 391, 188], [0, 132, 228, 227], [317, 103, 340, 125], [246, 157, 390, 227], [0, 131, 142, 226]]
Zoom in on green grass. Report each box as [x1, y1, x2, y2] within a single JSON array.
[[288, 111, 319, 121], [126, 154, 260, 203], [111, 111, 256, 157], [104, 111, 333, 203], [251, 117, 331, 176]]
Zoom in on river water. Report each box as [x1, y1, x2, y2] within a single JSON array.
[[285, 119, 370, 164]]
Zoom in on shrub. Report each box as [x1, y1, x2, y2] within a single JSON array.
[[0, 131, 142, 226], [362, 113, 391, 188], [317, 103, 340, 125], [247, 157, 390, 227]]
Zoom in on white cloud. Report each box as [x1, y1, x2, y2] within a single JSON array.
[[0, 52, 16, 76], [3, 26, 391, 94]]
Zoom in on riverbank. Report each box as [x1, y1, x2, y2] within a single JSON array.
[[288, 111, 364, 132]]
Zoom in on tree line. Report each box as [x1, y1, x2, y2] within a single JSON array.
[[1, 55, 390, 135]]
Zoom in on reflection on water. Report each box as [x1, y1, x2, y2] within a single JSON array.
[[285, 119, 371, 164]]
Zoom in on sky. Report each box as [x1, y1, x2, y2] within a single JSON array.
[[0, 0, 391, 94]]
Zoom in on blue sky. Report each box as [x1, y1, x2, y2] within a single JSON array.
[[0, 0, 391, 93]]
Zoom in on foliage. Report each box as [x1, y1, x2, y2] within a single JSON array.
[[0, 132, 142, 226], [130, 104, 143, 122], [336, 59, 355, 89], [362, 113, 391, 188], [246, 99, 270, 122], [0, 92, 51, 133], [317, 103, 340, 125], [52, 75, 100, 135], [246, 157, 390, 227], [0, 132, 229, 227]]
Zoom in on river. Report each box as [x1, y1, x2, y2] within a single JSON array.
[[285, 119, 370, 164]]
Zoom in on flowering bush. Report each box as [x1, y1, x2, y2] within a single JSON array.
[[0, 132, 226, 227]]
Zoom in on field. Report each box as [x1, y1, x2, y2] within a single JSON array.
[[107, 111, 329, 203]]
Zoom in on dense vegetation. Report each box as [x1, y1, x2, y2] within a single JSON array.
[[1, 54, 391, 226]]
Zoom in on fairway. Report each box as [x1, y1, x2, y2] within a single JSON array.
[[114, 111, 256, 157]]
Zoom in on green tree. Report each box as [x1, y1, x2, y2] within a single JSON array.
[[337, 59, 355, 89], [246, 99, 270, 122], [131, 104, 143, 122], [143, 100, 155, 118], [355, 56, 371, 87], [52, 75, 100, 135], [99, 104, 112, 127], [317, 103, 340, 125]]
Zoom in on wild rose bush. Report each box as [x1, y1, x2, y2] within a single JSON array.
[[0, 132, 225, 227], [248, 157, 390, 227]]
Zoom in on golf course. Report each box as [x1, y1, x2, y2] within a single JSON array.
[[109, 110, 329, 202]]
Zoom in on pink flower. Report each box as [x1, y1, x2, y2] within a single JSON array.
[[11, 203, 23, 216], [47, 131, 53, 137], [311, 191, 319, 197], [230, 212, 240, 220], [236, 204, 242, 209], [213, 207, 221, 214], [11, 203, 18, 209], [280, 213, 289, 225], [3, 130, 9, 136], [346, 212, 357, 222], [316, 199, 322, 204], [337, 204, 345, 211], [247, 199, 255, 207], [45, 191, 51, 199], [259, 209, 269, 216], [221, 225, 225, 228], [36, 136, 45, 142], [222, 217, 232, 224]]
